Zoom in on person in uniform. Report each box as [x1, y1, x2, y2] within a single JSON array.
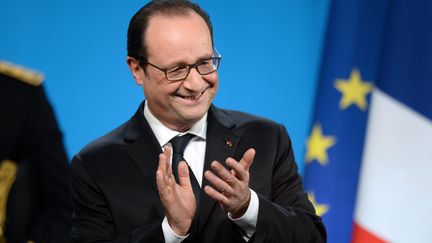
[[0, 61, 72, 242]]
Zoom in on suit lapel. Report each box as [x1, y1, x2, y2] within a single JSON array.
[[125, 102, 162, 196], [122, 103, 240, 231], [199, 106, 239, 231]]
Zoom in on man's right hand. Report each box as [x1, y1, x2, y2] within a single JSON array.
[[156, 145, 197, 236]]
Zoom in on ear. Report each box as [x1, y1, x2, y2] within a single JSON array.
[[126, 56, 145, 86]]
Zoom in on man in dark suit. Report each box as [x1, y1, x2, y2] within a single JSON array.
[[70, 0, 326, 242], [0, 61, 72, 242]]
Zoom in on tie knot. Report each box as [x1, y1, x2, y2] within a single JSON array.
[[170, 134, 195, 155]]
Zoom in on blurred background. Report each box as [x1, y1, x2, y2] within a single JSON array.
[[0, 0, 330, 173]]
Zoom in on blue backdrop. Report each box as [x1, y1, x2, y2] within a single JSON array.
[[0, 1, 330, 173]]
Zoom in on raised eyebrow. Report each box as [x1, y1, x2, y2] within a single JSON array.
[[197, 57, 214, 63], [166, 61, 188, 70], [167, 54, 214, 69], [196, 54, 214, 62]]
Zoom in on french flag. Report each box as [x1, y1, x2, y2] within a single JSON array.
[[303, 0, 432, 242], [352, 1, 432, 241]]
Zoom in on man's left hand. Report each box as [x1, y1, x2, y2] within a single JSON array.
[[204, 148, 256, 218]]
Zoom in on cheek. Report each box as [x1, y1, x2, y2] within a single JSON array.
[[144, 79, 177, 96], [210, 77, 219, 94], [206, 73, 219, 88]]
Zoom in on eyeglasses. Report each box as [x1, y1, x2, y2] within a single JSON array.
[[143, 49, 222, 81]]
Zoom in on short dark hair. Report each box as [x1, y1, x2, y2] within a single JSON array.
[[127, 0, 214, 67]]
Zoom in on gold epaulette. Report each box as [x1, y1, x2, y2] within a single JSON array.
[[0, 61, 44, 86], [0, 160, 17, 241]]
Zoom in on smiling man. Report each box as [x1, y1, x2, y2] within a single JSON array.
[[70, 0, 326, 242]]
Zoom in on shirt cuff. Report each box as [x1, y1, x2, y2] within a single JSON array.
[[228, 188, 259, 241], [162, 216, 189, 243]]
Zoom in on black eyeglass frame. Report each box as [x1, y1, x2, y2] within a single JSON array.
[[142, 48, 222, 81]]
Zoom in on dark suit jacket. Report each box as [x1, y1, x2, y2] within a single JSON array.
[[70, 102, 326, 242], [0, 72, 72, 242]]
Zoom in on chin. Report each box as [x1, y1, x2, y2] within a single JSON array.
[[178, 106, 208, 123], [183, 110, 206, 122]]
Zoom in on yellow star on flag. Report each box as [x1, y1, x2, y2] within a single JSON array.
[[308, 192, 329, 217], [305, 124, 336, 165], [334, 68, 373, 110]]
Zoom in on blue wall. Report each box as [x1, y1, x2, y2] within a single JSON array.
[[0, 1, 330, 173]]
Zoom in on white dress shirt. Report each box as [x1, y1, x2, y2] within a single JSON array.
[[143, 102, 258, 242]]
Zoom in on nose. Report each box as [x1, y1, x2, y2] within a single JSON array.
[[182, 67, 204, 91]]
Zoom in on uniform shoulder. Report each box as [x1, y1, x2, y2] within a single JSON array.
[[0, 61, 44, 86]]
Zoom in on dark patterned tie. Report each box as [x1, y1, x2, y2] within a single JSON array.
[[170, 134, 201, 204]]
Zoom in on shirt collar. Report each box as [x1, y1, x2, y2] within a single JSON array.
[[143, 101, 207, 147]]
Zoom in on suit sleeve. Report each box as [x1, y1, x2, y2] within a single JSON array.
[[70, 155, 166, 243], [253, 124, 327, 242], [20, 85, 72, 242]]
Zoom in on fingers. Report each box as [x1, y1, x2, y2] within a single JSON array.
[[226, 147, 255, 180], [203, 149, 255, 216], [204, 159, 251, 216], [158, 145, 173, 176], [204, 185, 229, 205], [209, 161, 238, 187], [177, 161, 191, 187], [206, 147, 255, 185], [156, 156, 169, 197], [226, 158, 249, 181], [204, 169, 234, 196], [239, 148, 255, 171], [156, 145, 174, 195]]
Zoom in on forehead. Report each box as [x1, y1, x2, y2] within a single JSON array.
[[145, 12, 213, 64]]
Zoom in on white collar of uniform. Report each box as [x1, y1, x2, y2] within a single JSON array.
[[143, 101, 207, 147]]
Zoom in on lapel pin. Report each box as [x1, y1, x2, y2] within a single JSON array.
[[225, 140, 233, 147]]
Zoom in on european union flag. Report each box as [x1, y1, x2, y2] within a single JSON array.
[[303, 0, 432, 242]]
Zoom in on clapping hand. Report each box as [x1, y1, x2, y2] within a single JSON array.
[[204, 148, 256, 218], [156, 145, 196, 235]]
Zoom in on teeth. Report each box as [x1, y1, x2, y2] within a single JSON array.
[[178, 88, 207, 101], [183, 94, 199, 100], [178, 95, 197, 100]]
